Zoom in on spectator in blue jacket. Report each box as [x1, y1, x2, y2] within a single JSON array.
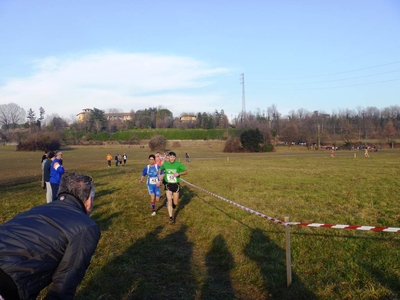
[[50, 150, 65, 201]]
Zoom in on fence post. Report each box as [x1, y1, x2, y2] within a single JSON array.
[[285, 216, 292, 287]]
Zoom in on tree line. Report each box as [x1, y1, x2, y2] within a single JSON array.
[[0, 102, 399, 148]]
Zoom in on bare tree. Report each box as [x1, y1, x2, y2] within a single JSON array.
[[340, 119, 356, 146], [0, 103, 26, 130], [383, 120, 396, 148], [280, 122, 299, 146]]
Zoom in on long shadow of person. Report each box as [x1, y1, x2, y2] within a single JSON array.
[[200, 234, 235, 300], [244, 228, 317, 300], [76, 225, 197, 300], [173, 185, 196, 222], [89, 200, 120, 231], [359, 249, 400, 298]]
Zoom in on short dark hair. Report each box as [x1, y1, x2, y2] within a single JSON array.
[[149, 154, 155, 160], [58, 173, 94, 204], [48, 151, 55, 159], [168, 151, 176, 157]]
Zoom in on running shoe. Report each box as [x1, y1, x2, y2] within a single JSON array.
[[169, 217, 174, 224], [151, 211, 156, 216]]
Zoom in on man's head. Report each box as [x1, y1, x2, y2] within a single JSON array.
[[54, 150, 63, 160], [58, 173, 95, 215], [168, 151, 176, 163], [148, 154, 155, 165]]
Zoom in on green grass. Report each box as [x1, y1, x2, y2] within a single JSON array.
[[1, 143, 400, 299]]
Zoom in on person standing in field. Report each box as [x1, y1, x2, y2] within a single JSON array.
[[185, 152, 190, 162], [106, 153, 112, 167], [0, 173, 100, 300], [159, 151, 187, 224], [50, 150, 65, 201], [118, 154, 123, 165], [41, 150, 49, 189], [139, 154, 161, 216], [364, 148, 369, 157], [123, 153, 127, 166], [115, 154, 119, 166], [330, 149, 334, 158], [43, 151, 55, 203]]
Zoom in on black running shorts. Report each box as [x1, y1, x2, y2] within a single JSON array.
[[166, 183, 180, 193]]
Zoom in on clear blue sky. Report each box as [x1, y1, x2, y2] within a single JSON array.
[[0, 0, 399, 122]]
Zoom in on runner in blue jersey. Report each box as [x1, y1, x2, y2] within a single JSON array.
[[139, 154, 161, 216]]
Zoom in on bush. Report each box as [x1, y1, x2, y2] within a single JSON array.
[[262, 143, 275, 152], [223, 137, 243, 152], [240, 128, 263, 152], [149, 135, 167, 152], [16, 132, 61, 151]]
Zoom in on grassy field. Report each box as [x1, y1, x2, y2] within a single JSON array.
[[1, 142, 400, 299]]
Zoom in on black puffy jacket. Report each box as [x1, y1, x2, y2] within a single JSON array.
[[0, 194, 101, 300]]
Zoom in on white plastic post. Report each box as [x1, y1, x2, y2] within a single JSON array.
[[285, 216, 292, 287]]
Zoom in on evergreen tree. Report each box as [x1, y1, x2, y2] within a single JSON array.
[[89, 108, 107, 133]]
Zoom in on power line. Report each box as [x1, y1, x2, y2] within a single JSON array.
[[263, 78, 400, 91], [264, 60, 400, 80], [273, 70, 400, 86]]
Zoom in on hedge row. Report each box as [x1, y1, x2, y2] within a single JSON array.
[[91, 128, 237, 141]]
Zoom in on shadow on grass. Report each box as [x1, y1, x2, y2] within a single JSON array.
[[95, 187, 121, 198], [244, 228, 317, 300], [76, 225, 197, 300], [360, 257, 400, 298], [174, 185, 196, 221], [91, 200, 120, 232], [200, 234, 235, 299], [0, 176, 41, 189]]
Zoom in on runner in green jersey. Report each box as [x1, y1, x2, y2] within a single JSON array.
[[159, 151, 187, 224]]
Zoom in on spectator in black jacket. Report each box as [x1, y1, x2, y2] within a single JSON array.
[[0, 173, 101, 300], [43, 150, 55, 203]]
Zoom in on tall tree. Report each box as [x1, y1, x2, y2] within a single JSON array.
[[26, 108, 36, 124], [38, 107, 45, 129], [280, 122, 300, 146], [0, 103, 26, 130], [89, 108, 107, 133], [383, 120, 396, 148]]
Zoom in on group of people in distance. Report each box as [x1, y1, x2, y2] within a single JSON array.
[[106, 152, 128, 167], [140, 151, 187, 224], [0, 150, 188, 299], [41, 149, 66, 202]]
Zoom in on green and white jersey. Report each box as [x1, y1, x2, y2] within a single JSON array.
[[160, 161, 186, 183]]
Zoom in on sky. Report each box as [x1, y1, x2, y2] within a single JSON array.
[[0, 0, 399, 123]]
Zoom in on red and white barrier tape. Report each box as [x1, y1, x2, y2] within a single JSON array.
[[182, 179, 287, 226], [182, 179, 400, 233], [286, 222, 400, 232]]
